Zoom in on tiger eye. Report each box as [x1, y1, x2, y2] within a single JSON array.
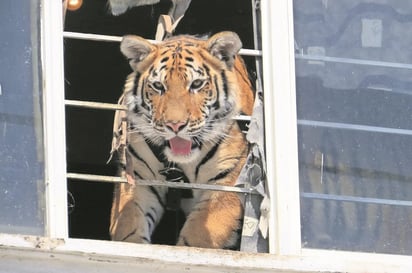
[[190, 79, 204, 91], [151, 81, 165, 94]]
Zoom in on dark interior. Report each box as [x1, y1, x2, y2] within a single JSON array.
[[64, 0, 255, 243]]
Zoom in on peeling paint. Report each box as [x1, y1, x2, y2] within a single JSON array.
[[24, 236, 65, 250]]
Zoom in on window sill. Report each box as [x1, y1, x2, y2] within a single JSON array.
[[0, 242, 286, 273], [0, 234, 411, 273]]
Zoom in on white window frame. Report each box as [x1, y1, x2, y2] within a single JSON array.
[[42, 0, 68, 239], [1, 0, 411, 272]]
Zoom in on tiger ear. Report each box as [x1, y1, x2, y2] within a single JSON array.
[[120, 35, 156, 70], [206, 31, 242, 68]]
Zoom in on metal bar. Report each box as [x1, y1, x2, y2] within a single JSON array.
[[298, 119, 412, 136], [67, 172, 259, 195], [63, 31, 122, 42], [296, 54, 412, 70], [63, 31, 262, 57], [301, 192, 412, 207], [240, 48, 262, 57], [235, 114, 252, 121], [65, 99, 127, 111]]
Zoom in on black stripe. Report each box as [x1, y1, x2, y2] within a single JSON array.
[[121, 228, 137, 241], [195, 68, 204, 75], [146, 211, 155, 223], [144, 137, 167, 163], [223, 222, 242, 250], [160, 56, 169, 63], [148, 65, 154, 74], [185, 57, 194, 62], [207, 167, 234, 182], [202, 64, 210, 74], [220, 70, 229, 99], [192, 136, 203, 150], [212, 75, 220, 109], [180, 236, 191, 246], [127, 145, 156, 178], [185, 63, 195, 69], [140, 236, 151, 243], [208, 143, 248, 183], [133, 105, 139, 114], [195, 139, 222, 180], [185, 65, 204, 76], [149, 186, 166, 209], [133, 171, 143, 180]]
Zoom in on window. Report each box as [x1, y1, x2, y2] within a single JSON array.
[[295, 0, 412, 255], [1, 0, 411, 272], [0, 0, 45, 236]]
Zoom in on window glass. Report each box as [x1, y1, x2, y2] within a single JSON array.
[[0, 0, 45, 235], [295, 0, 412, 255]]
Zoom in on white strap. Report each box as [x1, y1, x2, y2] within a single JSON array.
[[155, 0, 192, 41]]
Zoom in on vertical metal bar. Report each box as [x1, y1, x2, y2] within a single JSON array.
[[42, 0, 68, 238], [260, 0, 301, 255], [251, 0, 264, 93]]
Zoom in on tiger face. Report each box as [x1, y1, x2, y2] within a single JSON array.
[[121, 32, 248, 164]]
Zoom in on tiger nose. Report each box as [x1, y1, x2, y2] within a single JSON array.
[[165, 121, 187, 133]]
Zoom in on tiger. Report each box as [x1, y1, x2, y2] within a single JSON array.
[[109, 31, 255, 249]]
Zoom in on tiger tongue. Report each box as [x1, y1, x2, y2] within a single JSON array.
[[169, 137, 192, 156]]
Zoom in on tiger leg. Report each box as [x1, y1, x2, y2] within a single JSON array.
[[110, 183, 165, 243], [177, 191, 243, 249]]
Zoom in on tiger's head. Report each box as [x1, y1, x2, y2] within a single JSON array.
[[121, 31, 248, 163]]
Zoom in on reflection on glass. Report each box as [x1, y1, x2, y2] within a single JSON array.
[[0, 0, 45, 235], [294, 0, 412, 255]]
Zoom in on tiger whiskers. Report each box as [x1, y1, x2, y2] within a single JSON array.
[[192, 136, 201, 147]]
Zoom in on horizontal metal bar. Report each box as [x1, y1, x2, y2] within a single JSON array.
[[67, 173, 125, 183], [235, 114, 252, 121], [65, 99, 251, 121], [65, 99, 127, 110], [296, 54, 412, 70], [298, 119, 412, 136], [239, 48, 262, 57], [63, 31, 262, 57], [301, 192, 412, 207], [67, 172, 258, 194], [64, 31, 122, 42]]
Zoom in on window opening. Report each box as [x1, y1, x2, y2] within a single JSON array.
[[63, 0, 268, 252]]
